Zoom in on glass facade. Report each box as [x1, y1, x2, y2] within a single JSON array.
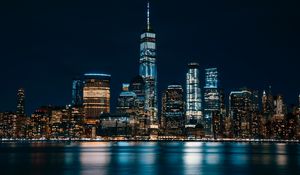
[[229, 89, 258, 138], [116, 83, 137, 114], [17, 88, 25, 116], [162, 85, 185, 130], [186, 63, 202, 126], [72, 78, 83, 106], [139, 2, 158, 124], [83, 73, 111, 122], [203, 68, 220, 135]]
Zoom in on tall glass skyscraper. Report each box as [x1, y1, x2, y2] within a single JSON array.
[[16, 88, 25, 116], [139, 2, 157, 125], [186, 63, 202, 126], [203, 68, 220, 135], [83, 73, 111, 122], [229, 89, 258, 138], [72, 78, 83, 106], [162, 85, 185, 130]]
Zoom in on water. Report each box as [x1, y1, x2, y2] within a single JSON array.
[[0, 142, 299, 175]]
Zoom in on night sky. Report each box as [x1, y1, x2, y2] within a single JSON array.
[[1, 0, 300, 114]]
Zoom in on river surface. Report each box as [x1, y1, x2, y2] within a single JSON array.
[[0, 142, 299, 175]]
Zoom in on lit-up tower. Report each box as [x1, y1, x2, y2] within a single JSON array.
[[16, 88, 25, 116], [262, 86, 274, 120], [203, 68, 220, 135], [186, 63, 202, 126], [229, 88, 258, 138], [162, 85, 185, 130], [72, 77, 84, 106], [116, 83, 137, 114], [139, 1, 157, 125], [83, 73, 111, 122]]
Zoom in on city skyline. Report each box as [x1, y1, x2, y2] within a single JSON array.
[[1, 0, 300, 113]]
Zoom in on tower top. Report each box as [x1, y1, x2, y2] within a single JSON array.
[[146, 1, 151, 31]]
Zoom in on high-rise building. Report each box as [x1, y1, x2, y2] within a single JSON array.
[[139, 1, 158, 126], [130, 75, 146, 110], [262, 86, 274, 119], [203, 68, 220, 136], [72, 78, 84, 106], [83, 73, 111, 122], [229, 89, 259, 138], [116, 83, 137, 114], [186, 63, 202, 126], [17, 88, 25, 116], [274, 95, 285, 116], [161, 85, 185, 132]]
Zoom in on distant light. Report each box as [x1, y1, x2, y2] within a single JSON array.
[[84, 73, 111, 77]]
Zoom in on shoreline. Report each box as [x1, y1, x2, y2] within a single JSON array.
[[1, 139, 299, 144]]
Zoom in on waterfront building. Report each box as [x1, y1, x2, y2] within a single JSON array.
[[116, 83, 137, 115], [203, 68, 220, 136], [139, 2, 158, 126], [262, 86, 274, 120], [16, 88, 25, 116], [30, 106, 52, 139], [186, 63, 202, 126], [0, 112, 17, 139], [161, 85, 185, 134], [49, 106, 71, 139], [83, 73, 111, 122], [98, 113, 130, 137], [69, 105, 85, 139], [130, 75, 146, 110], [72, 78, 84, 106], [229, 88, 259, 138], [274, 95, 286, 116]]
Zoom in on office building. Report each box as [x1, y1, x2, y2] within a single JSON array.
[[186, 63, 202, 126], [16, 88, 25, 116], [229, 88, 258, 138], [72, 78, 84, 106], [139, 2, 158, 126], [203, 68, 220, 136], [83, 73, 111, 123], [116, 83, 137, 115], [161, 85, 185, 133]]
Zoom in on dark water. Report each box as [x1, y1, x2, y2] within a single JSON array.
[[0, 142, 299, 175]]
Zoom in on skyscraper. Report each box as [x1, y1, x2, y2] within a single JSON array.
[[116, 83, 137, 114], [186, 63, 202, 126], [161, 85, 185, 131], [139, 1, 158, 126], [83, 73, 111, 122], [229, 89, 258, 138], [72, 78, 84, 106], [262, 86, 274, 119], [129, 75, 146, 110], [203, 68, 220, 136], [17, 88, 25, 116]]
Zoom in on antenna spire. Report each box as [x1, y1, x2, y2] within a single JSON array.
[[147, 1, 151, 31]]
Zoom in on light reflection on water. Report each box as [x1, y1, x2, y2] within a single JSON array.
[[0, 142, 299, 175]]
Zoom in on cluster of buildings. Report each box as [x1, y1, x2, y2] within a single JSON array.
[[0, 2, 300, 141]]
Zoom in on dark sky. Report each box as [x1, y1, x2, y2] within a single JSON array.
[[0, 0, 300, 114]]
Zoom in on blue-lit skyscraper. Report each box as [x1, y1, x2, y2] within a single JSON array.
[[203, 68, 220, 136], [72, 78, 83, 106], [186, 63, 202, 126], [139, 1, 157, 125]]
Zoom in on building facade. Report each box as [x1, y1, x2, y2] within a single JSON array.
[[161, 85, 185, 133], [139, 2, 158, 126], [229, 89, 259, 138], [203, 68, 220, 136], [72, 78, 84, 106], [17, 88, 25, 116], [83, 73, 111, 122], [186, 63, 202, 126]]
